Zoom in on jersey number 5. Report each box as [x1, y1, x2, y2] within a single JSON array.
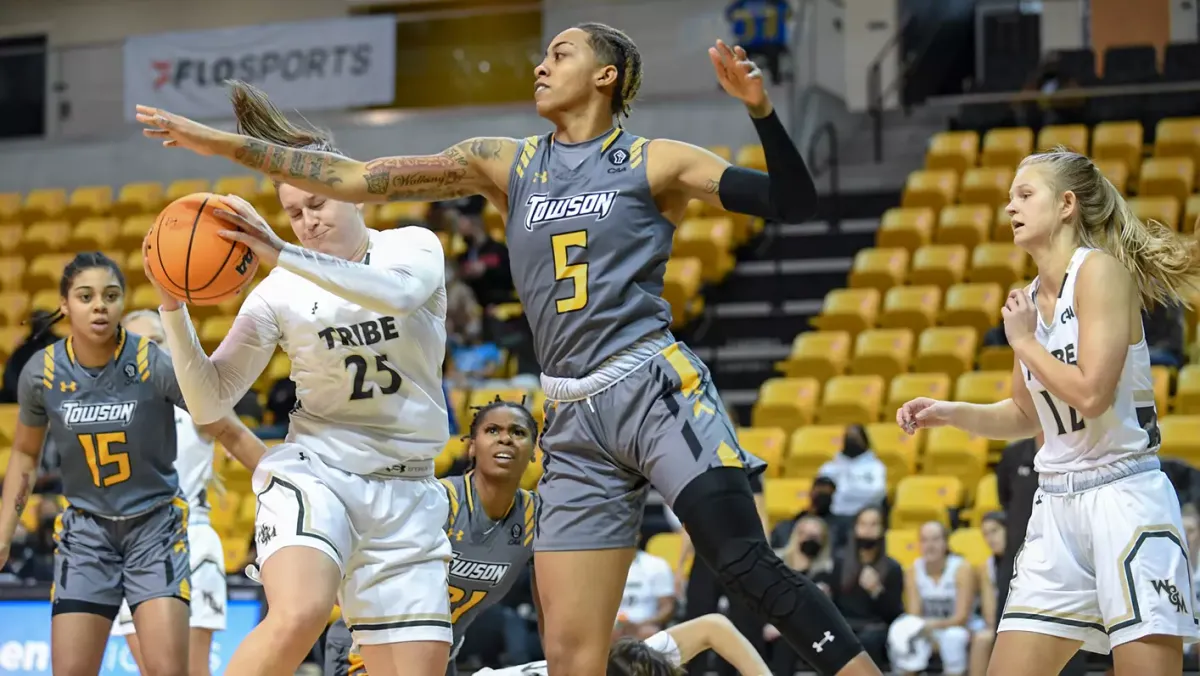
[[344, 354, 403, 401], [447, 584, 488, 623], [77, 432, 131, 487], [552, 230, 588, 313], [1039, 390, 1086, 436]]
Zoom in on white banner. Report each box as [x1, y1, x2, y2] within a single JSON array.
[[123, 16, 396, 121]]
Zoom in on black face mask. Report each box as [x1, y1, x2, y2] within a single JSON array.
[[798, 538, 822, 558], [856, 536, 881, 551], [810, 493, 832, 516], [841, 438, 868, 458]]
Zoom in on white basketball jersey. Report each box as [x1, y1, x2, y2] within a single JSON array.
[[246, 227, 449, 475], [1023, 247, 1160, 474], [915, 554, 964, 619], [172, 406, 214, 526]]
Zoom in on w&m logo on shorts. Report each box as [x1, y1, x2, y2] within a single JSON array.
[[59, 400, 137, 428], [524, 191, 618, 231], [1152, 578, 1189, 614]]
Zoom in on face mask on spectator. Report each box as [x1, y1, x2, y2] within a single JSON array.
[[856, 536, 881, 551], [799, 539, 822, 558], [841, 436, 868, 459], [810, 492, 832, 516]]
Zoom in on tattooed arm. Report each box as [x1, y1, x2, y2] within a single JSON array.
[[1, 359, 49, 562]]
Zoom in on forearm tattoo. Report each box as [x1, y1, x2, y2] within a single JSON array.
[[13, 473, 31, 517], [233, 139, 346, 188]]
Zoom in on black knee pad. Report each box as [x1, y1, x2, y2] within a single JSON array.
[[674, 469, 868, 676]]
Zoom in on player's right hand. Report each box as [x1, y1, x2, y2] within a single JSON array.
[[142, 236, 183, 311], [135, 105, 225, 156], [896, 397, 954, 435]]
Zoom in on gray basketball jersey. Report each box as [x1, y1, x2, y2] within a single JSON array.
[[440, 473, 537, 657], [18, 329, 186, 517], [506, 129, 675, 378]]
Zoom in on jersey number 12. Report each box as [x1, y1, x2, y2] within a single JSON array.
[[552, 230, 589, 313], [1039, 390, 1085, 435], [344, 354, 403, 400]]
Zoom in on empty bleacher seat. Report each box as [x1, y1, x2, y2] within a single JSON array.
[[891, 475, 963, 528], [119, 214, 156, 250], [675, 218, 735, 283], [71, 217, 120, 250], [199, 316, 235, 353], [764, 477, 812, 522], [377, 202, 430, 227], [1128, 196, 1181, 231], [114, 182, 165, 218], [1093, 158, 1130, 195], [969, 243, 1027, 287], [0, 257, 25, 291], [735, 144, 766, 172], [0, 292, 29, 326], [949, 528, 991, 565], [751, 378, 820, 433], [925, 428, 988, 501], [646, 532, 689, 576], [1091, 121, 1143, 179], [22, 220, 71, 254], [865, 421, 919, 491], [878, 285, 942, 333], [1154, 118, 1200, 176], [26, 254, 74, 291], [811, 288, 880, 334], [166, 179, 211, 202], [849, 247, 909, 292], [1175, 365, 1200, 414], [1160, 416, 1200, 466], [1036, 124, 1089, 153], [936, 205, 991, 248], [1185, 195, 1200, 234], [978, 345, 1014, 372], [817, 374, 885, 425], [981, 128, 1033, 168], [0, 194, 20, 222], [913, 327, 978, 379], [941, 282, 1003, 333], [955, 370, 1012, 405], [991, 206, 1013, 242], [886, 373, 952, 414], [1102, 45, 1158, 85], [958, 167, 1013, 209], [1151, 365, 1170, 416], [775, 331, 850, 382], [127, 285, 161, 312], [21, 189, 67, 223], [902, 170, 959, 210], [1139, 158, 1195, 204], [737, 427, 787, 477], [662, 257, 703, 329], [64, 186, 114, 222], [925, 131, 979, 173], [877, 207, 935, 251], [909, 244, 969, 288], [850, 329, 914, 379], [785, 425, 844, 478], [886, 528, 920, 568]]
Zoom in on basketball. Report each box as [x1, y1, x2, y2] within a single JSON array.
[[144, 192, 259, 305]]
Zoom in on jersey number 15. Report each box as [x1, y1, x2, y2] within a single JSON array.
[[344, 354, 403, 401], [77, 432, 131, 487]]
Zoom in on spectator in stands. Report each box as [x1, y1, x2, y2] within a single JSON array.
[[836, 505, 904, 667], [766, 515, 837, 674], [0, 310, 58, 403], [817, 424, 887, 547], [968, 512, 1007, 676], [888, 522, 975, 676], [446, 263, 484, 347], [1142, 301, 1185, 368], [455, 210, 515, 308], [769, 475, 835, 547], [615, 548, 677, 641]]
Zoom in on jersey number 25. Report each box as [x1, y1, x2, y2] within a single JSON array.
[[344, 354, 403, 400]]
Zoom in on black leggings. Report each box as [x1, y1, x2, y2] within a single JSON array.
[[683, 557, 764, 676]]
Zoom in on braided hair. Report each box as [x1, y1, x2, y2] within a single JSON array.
[[31, 251, 125, 340], [576, 22, 644, 127], [466, 395, 539, 446]]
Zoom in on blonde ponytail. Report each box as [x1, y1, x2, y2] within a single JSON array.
[[227, 79, 336, 152], [1021, 147, 1200, 307]]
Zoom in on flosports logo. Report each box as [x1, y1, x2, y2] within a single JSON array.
[[524, 191, 618, 231]]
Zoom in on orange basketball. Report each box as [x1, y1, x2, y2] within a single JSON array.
[[144, 192, 258, 305]]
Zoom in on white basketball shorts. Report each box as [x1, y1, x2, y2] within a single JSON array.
[[998, 458, 1200, 654], [111, 522, 227, 636], [251, 442, 453, 646]]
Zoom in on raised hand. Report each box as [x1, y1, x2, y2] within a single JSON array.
[[708, 40, 770, 115], [135, 104, 231, 156]]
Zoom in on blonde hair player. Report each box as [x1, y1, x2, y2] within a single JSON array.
[[898, 147, 1200, 675], [141, 105, 454, 673], [136, 25, 882, 676], [109, 309, 229, 676]]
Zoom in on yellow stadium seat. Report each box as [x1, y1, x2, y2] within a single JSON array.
[[1175, 365, 1200, 414], [0, 291, 28, 326], [707, 145, 733, 162], [663, 257, 703, 329], [849, 247, 909, 292], [0, 405, 17, 446], [1036, 124, 1089, 153], [990, 205, 1013, 242], [236, 493, 257, 526], [118, 214, 156, 251], [892, 475, 963, 528], [30, 289, 59, 314], [850, 329, 914, 379], [1150, 365, 1169, 416], [774, 331, 850, 383], [0, 194, 20, 222], [949, 528, 991, 566], [1185, 195, 1200, 234], [908, 244, 968, 289], [925, 131, 979, 173], [902, 170, 959, 211], [735, 144, 766, 171], [810, 288, 880, 335], [521, 448, 544, 490], [434, 441, 461, 477], [978, 345, 1014, 372], [817, 375, 885, 425], [257, 352, 292, 392], [199, 316, 235, 353], [865, 422, 919, 492], [113, 182, 165, 218], [646, 532, 690, 576], [981, 127, 1033, 168], [955, 370, 1012, 405], [887, 528, 922, 568], [1091, 121, 1144, 178], [22, 220, 71, 254], [529, 390, 548, 426], [886, 372, 952, 413], [941, 282, 1003, 333], [223, 535, 250, 574], [0, 327, 24, 359], [467, 388, 530, 411], [64, 185, 114, 223], [968, 243, 1027, 287], [21, 188, 67, 223], [0, 223, 20, 257], [376, 202, 430, 227], [913, 327, 978, 379], [26, 254, 74, 292], [958, 167, 1013, 210], [1139, 157, 1195, 204], [973, 474, 1001, 518], [878, 285, 941, 333], [935, 205, 991, 248], [166, 179, 211, 203], [877, 207, 935, 251], [0, 257, 25, 291], [126, 284, 161, 312], [676, 218, 735, 283], [70, 217, 120, 250], [751, 378, 820, 433], [1160, 415, 1200, 465], [764, 477, 812, 522], [123, 248, 148, 285], [1154, 117, 1200, 178], [925, 428, 987, 498], [1128, 196, 1181, 231], [737, 427, 787, 478], [212, 175, 267, 207], [1092, 158, 1130, 195], [0, 447, 10, 478], [784, 425, 844, 478]]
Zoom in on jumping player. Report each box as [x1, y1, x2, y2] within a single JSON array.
[[145, 100, 454, 675], [136, 29, 880, 676], [110, 309, 228, 676], [898, 148, 1200, 675], [325, 398, 542, 676], [0, 252, 264, 676]]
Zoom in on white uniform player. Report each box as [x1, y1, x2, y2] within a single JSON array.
[[160, 225, 453, 647], [888, 555, 971, 674], [111, 406, 227, 638], [999, 247, 1199, 654], [474, 631, 682, 676]]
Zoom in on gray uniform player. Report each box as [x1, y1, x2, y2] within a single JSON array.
[[17, 328, 194, 616], [326, 472, 539, 676]]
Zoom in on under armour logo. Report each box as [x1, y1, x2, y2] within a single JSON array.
[[59, 381, 77, 392], [298, 451, 307, 461], [311, 302, 318, 315], [812, 630, 834, 653]]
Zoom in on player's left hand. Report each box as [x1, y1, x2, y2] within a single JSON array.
[[213, 194, 286, 267], [1001, 288, 1038, 347], [708, 40, 770, 116]]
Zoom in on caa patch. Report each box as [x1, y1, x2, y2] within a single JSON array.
[[124, 364, 137, 380], [608, 147, 629, 166]]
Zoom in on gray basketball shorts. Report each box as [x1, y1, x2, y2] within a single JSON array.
[[52, 497, 191, 618], [535, 342, 766, 551]]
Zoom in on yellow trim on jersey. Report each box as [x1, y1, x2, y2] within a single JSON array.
[[599, 128, 623, 153], [440, 477, 461, 528], [66, 326, 126, 366], [716, 441, 744, 469], [630, 137, 649, 169], [136, 336, 151, 381], [521, 490, 536, 547], [41, 345, 54, 389], [463, 471, 517, 521], [661, 343, 700, 397], [1133, 389, 1155, 405], [515, 135, 540, 178], [1002, 605, 1104, 625]]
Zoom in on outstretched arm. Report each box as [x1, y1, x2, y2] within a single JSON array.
[[664, 613, 772, 675]]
